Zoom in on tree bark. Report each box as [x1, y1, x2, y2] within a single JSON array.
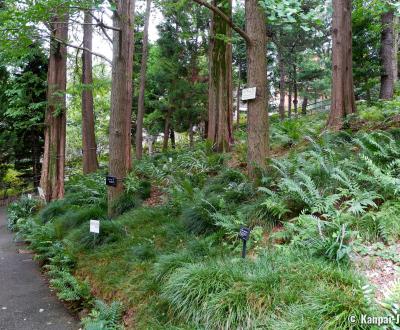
[[31, 129, 41, 188], [327, 0, 356, 130], [236, 63, 241, 125], [278, 49, 286, 120], [207, 0, 233, 152], [394, 16, 399, 83], [245, 0, 269, 178], [82, 10, 98, 174], [135, 0, 151, 160], [302, 96, 308, 115], [108, 0, 135, 217], [40, 12, 69, 202], [170, 128, 176, 149], [163, 109, 171, 151], [380, 10, 395, 99]]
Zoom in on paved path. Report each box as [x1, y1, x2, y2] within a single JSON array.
[[0, 207, 80, 330]]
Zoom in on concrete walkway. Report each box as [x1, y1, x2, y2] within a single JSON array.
[[0, 207, 80, 330]]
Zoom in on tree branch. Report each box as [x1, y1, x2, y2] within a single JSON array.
[[191, 0, 251, 44], [53, 37, 112, 64]]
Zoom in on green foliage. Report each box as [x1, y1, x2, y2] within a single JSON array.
[[69, 220, 125, 250], [162, 249, 372, 329], [7, 195, 41, 231], [281, 215, 353, 262], [131, 243, 156, 261], [357, 201, 400, 244], [49, 269, 91, 302], [65, 172, 107, 207], [111, 192, 142, 216], [82, 300, 124, 330]]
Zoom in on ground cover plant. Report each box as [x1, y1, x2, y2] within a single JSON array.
[[7, 98, 400, 329]]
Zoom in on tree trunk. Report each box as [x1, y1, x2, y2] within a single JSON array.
[[207, 0, 233, 152], [236, 63, 241, 125], [163, 109, 171, 151], [327, 0, 356, 130], [135, 0, 151, 160], [293, 64, 298, 117], [40, 12, 69, 202], [108, 0, 135, 217], [245, 0, 269, 178], [82, 10, 98, 174], [380, 10, 395, 99], [302, 96, 308, 115], [170, 128, 176, 149], [31, 129, 41, 188], [394, 16, 399, 83], [288, 82, 292, 118], [278, 50, 286, 120]]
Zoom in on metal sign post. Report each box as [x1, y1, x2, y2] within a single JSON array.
[[239, 227, 251, 258], [90, 220, 100, 247]]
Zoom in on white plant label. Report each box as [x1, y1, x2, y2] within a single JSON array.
[[90, 220, 100, 234], [241, 87, 257, 101]]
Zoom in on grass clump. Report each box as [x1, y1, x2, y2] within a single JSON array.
[[162, 248, 373, 329]]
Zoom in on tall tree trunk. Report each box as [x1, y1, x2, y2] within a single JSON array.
[[327, 0, 356, 130], [245, 0, 269, 178], [163, 109, 171, 151], [108, 0, 135, 217], [380, 10, 395, 99], [278, 50, 286, 120], [236, 63, 241, 125], [135, 0, 151, 160], [302, 96, 308, 115], [40, 12, 69, 202], [82, 10, 98, 174], [288, 83, 292, 118], [207, 0, 233, 152], [31, 130, 41, 188], [394, 17, 398, 83], [293, 64, 298, 116], [170, 128, 176, 149]]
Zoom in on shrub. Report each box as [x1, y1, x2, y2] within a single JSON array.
[[181, 193, 223, 234], [40, 199, 70, 223], [65, 172, 107, 207], [52, 205, 106, 239], [7, 196, 41, 231], [69, 219, 126, 250], [110, 192, 142, 216]]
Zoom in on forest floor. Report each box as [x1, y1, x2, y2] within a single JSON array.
[[0, 207, 80, 330]]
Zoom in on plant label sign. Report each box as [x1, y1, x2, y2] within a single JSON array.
[[106, 176, 117, 187], [239, 227, 251, 241], [90, 220, 100, 234], [241, 87, 257, 101]]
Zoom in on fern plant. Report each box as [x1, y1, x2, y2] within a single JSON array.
[[82, 300, 124, 330]]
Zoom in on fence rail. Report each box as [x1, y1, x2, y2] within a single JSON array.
[[308, 99, 331, 114]]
